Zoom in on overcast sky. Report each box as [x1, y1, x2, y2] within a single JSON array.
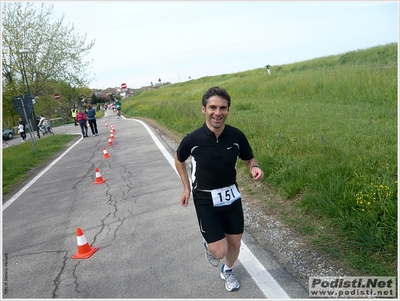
[[46, 1, 398, 89]]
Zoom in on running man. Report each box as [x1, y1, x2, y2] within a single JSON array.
[[115, 100, 122, 117], [174, 86, 264, 292]]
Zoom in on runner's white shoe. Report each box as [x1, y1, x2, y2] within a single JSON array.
[[220, 264, 240, 291], [204, 241, 220, 267]]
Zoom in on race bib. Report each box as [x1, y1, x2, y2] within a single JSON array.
[[211, 184, 241, 207]]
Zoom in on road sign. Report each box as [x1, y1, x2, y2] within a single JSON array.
[[54, 94, 60, 100], [12, 95, 33, 120], [12, 94, 37, 151], [121, 83, 127, 89]]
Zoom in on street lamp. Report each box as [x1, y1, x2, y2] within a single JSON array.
[[19, 49, 40, 138]]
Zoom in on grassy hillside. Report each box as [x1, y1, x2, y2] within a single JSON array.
[[123, 43, 398, 276]]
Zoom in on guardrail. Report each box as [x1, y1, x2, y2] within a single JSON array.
[[9, 117, 68, 133], [49, 117, 63, 124]]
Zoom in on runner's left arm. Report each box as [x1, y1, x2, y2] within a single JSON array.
[[243, 158, 264, 181]]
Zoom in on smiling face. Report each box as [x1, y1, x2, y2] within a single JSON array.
[[202, 95, 230, 135]]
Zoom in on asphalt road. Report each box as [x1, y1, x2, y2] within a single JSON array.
[[2, 112, 309, 299]]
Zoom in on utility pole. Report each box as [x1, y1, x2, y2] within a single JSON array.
[[20, 49, 40, 139]]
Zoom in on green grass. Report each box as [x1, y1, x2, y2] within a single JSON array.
[[122, 43, 397, 276], [3, 109, 104, 195], [2, 134, 77, 195]]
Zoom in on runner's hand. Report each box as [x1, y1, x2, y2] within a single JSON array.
[[251, 167, 264, 181], [180, 189, 191, 207]]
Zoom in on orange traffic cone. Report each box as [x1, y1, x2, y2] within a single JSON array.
[[105, 122, 108, 127], [108, 137, 114, 146], [110, 133, 115, 140], [103, 147, 111, 159], [93, 167, 106, 184], [72, 227, 99, 259], [111, 125, 115, 132]]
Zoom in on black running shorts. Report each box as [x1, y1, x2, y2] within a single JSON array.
[[193, 190, 244, 243]]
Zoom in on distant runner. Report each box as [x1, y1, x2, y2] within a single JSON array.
[[115, 100, 122, 118]]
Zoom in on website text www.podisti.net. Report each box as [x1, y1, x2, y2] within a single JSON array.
[[309, 276, 397, 298]]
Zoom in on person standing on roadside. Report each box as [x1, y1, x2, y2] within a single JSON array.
[[18, 118, 27, 142], [18, 117, 26, 126], [174, 86, 264, 292], [71, 107, 78, 126], [75, 108, 88, 137], [86, 105, 98, 136]]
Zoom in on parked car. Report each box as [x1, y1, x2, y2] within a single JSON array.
[[2, 129, 14, 140]]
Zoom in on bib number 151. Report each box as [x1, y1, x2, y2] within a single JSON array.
[[211, 184, 241, 207]]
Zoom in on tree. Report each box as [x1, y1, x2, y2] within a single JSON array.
[[91, 93, 99, 106], [2, 2, 95, 89], [2, 2, 95, 126]]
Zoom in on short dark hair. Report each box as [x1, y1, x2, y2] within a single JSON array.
[[202, 86, 231, 107]]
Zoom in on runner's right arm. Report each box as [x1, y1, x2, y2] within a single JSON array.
[[174, 154, 191, 207]]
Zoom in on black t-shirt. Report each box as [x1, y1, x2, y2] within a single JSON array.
[[176, 123, 254, 191]]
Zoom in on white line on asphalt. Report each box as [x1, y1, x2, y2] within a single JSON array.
[[2, 136, 83, 211], [133, 119, 178, 175], [133, 118, 291, 299], [239, 243, 290, 299]]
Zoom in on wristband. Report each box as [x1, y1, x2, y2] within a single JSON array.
[[251, 166, 259, 170]]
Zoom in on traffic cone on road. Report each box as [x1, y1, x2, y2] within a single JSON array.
[[103, 147, 111, 159], [105, 122, 108, 127], [93, 167, 106, 184], [108, 137, 114, 146], [72, 227, 99, 259], [110, 133, 115, 140]]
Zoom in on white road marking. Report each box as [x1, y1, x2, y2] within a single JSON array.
[[2, 136, 83, 211], [133, 119, 178, 175], [239, 243, 290, 299]]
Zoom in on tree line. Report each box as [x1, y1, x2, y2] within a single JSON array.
[[2, 2, 96, 128]]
